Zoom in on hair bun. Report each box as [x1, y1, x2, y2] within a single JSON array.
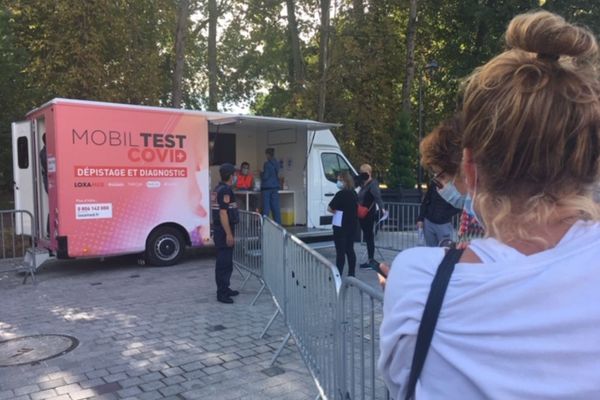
[[506, 10, 598, 60]]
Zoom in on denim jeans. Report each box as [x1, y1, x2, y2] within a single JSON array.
[[262, 189, 281, 224]]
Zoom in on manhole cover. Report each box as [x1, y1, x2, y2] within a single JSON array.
[[0, 334, 79, 367]]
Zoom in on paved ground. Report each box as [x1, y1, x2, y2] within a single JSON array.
[[0, 244, 393, 400]]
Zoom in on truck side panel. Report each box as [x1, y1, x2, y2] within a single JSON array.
[[53, 103, 210, 258]]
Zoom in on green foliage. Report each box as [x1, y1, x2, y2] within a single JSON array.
[[0, 5, 36, 195], [388, 112, 417, 189], [1, 0, 599, 193], [5, 0, 175, 104]]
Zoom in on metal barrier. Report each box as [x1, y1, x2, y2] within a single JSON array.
[[259, 218, 287, 337], [1, 210, 34, 260], [0, 209, 37, 284], [283, 234, 342, 399], [233, 210, 264, 304], [375, 202, 421, 251], [375, 202, 460, 252], [260, 217, 342, 400], [337, 277, 388, 400], [248, 216, 389, 399]]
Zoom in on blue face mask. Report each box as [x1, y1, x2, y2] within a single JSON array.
[[464, 194, 484, 226], [438, 181, 466, 209], [336, 180, 344, 190]]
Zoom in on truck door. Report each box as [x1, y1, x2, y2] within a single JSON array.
[[11, 121, 35, 235], [313, 151, 354, 228]]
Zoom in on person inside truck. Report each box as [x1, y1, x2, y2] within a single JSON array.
[[235, 161, 254, 191], [261, 148, 282, 224], [40, 133, 48, 194]]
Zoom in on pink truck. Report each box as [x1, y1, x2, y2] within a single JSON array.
[[12, 98, 354, 267]]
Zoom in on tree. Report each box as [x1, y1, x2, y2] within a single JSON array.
[[388, 112, 417, 189], [401, 0, 418, 114], [172, 0, 190, 108], [317, 0, 331, 121], [207, 0, 218, 110], [286, 0, 305, 92]]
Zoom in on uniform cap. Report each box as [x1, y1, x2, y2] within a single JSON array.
[[219, 163, 236, 175]]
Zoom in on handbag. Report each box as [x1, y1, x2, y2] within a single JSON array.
[[404, 247, 464, 400], [357, 203, 373, 219]]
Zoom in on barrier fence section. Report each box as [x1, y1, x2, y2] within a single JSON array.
[[261, 217, 343, 400], [375, 202, 421, 251], [375, 202, 460, 252], [337, 277, 388, 400], [256, 217, 389, 400], [285, 234, 342, 399], [232, 210, 264, 305], [1, 209, 34, 260], [260, 218, 287, 337]]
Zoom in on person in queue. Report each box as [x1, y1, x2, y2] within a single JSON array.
[[417, 124, 463, 247], [328, 171, 359, 277], [419, 116, 485, 247], [379, 11, 600, 399], [357, 164, 385, 269]]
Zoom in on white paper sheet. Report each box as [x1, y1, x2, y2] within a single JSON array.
[[332, 210, 343, 227]]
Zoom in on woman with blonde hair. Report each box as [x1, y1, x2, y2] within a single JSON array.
[[380, 11, 600, 399]]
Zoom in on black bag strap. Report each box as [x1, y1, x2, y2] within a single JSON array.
[[404, 247, 464, 400]]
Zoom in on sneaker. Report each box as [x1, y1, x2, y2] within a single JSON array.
[[228, 289, 240, 297], [359, 262, 370, 269], [217, 296, 234, 304]]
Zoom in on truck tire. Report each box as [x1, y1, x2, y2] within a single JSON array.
[[145, 227, 185, 266]]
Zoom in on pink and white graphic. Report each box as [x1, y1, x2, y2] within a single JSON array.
[[47, 102, 210, 257]]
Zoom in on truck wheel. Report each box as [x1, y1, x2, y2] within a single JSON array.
[[145, 227, 185, 266]]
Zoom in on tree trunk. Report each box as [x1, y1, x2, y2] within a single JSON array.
[[401, 0, 418, 114], [208, 0, 218, 111], [172, 0, 189, 108], [285, 0, 304, 92], [352, 0, 364, 21], [317, 0, 330, 121]]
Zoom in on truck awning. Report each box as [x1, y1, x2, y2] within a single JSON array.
[[28, 98, 341, 131], [206, 114, 340, 132]]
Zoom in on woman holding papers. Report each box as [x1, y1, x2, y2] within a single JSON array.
[[328, 171, 359, 277]]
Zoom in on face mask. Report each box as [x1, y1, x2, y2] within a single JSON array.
[[359, 172, 370, 183], [438, 180, 465, 209], [464, 168, 484, 227], [336, 180, 344, 190], [241, 168, 249, 175]]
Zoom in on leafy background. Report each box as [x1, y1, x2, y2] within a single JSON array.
[[1, 0, 597, 206]]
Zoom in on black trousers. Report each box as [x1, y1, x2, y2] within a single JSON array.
[[214, 227, 233, 297], [360, 212, 376, 260], [333, 226, 356, 277]]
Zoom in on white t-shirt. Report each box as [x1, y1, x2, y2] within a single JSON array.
[[379, 220, 600, 400]]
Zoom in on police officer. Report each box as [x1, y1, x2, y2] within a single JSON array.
[[212, 163, 240, 304]]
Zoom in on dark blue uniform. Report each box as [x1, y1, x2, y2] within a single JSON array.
[[212, 182, 239, 298]]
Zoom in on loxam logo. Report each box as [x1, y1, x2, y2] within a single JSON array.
[[74, 181, 104, 188], [146, 181, 161, 188]]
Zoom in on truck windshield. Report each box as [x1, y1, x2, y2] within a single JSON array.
[[321, 153, 352, 183]]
